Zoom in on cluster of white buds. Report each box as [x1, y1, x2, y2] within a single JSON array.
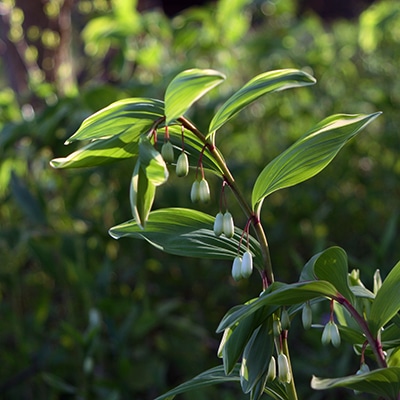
[[230, 250, 253, 281], [321, 320, 341, 348], [190, 178, 210, 203], [213, 211, 235, 238]]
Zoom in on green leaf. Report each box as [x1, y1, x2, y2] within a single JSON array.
[[251, 113, 381, 210], [311, 367, 400, 399], [164, 69, 225, 125], [130, 160, 156, 229], [313, 247, 354, 303], [138, 136, 168, 186], [240, 319, 274, 394], [217, 280, 338, 332], [369, 260, 400, 336], [42, 373, 77, 394], [65, 98, 164, 143], [109, 208, 262, 264], [222, 311, 263, 375], [50, 129, 139, 168], [154, 364, 241, 400], [208, 69, 316, 135]]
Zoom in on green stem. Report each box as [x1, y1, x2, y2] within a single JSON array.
[[178, 117, 274, 287], [281, 330, 298, 400]]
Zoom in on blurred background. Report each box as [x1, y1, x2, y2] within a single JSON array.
[[0, 0, 399, 398]]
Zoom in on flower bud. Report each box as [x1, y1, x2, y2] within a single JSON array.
[[241, 251, 253, 278], [223, 211, 234, 238], [190, 180, 200, 203], [231, 256, 242, 281], [273, 319, 281, 337], [267, 356, 276, 382], [213, 212, 224, 236], [356, 363, 370, 375], [373, 269, 382, 295], [302, 302, 312, 330], [175, 152, 189, 177], [277, 353, 291, 383], [281, 308, 290, 330], [199, 178, 210, 203], [321, 321, 341, 347], [161, 141, 174, 163]]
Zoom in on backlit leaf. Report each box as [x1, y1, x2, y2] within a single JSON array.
[[165, 69, 225, 125], [311, 367, 400, 399], [208, 69, 316, 135], [252, 113, 381, 210]]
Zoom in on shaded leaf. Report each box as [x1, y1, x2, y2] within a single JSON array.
[[208, 69, 316, 135], [311, 367, 400, 399], [109, 208, 262, 265], [369, 260, 400, 336], [241, 319, 274, 393], [252, 113, 381, 210], [154, 364, 240, 400], [217, 281, 338, 332], [313, 247, 354, 303], [164, 69, 225, 125]]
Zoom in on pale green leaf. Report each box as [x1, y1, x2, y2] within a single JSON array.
[[130, 160, 156, 229], [164, 69, 225, 125], [208, 69, 316, 135], [369, 260, 400, 336], [313, 247, 354, 303], [109, 208, 262, 265], [50, 133, 139, 168], [138, 136, 168, 186], [252, 113, 381, 209], [65, 98, 164, 143], [311, 367, 400, 399]]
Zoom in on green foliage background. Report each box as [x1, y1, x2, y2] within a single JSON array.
[[0, 0, 399, 399]]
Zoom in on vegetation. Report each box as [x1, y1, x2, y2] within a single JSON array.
[[0, 0, 399, 399]]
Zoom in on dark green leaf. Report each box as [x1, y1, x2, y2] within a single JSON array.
[[311, 367, 400, 399], [130, 160, 156, 229], [313, 247, 354, 303], [208, 69, 316, 135], [369, 260, 400, 336], [217, 281, 338, 332], [154, 364, 240, 400], [252, 113, 381, 210], [241, 319, 274, 393], [109, 208, 262, 265], [164, 69, 225, 125], [42, 373, 77, 394]]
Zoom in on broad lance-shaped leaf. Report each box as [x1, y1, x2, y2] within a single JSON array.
[[252, 112, 381, 210], [217, 280, 338, 332], [313, 247, 355, 303], [50, 132, 139, 168], [130, 160, 156, 229], [154, 364, 290, 400], [65, 98, 164, 143], [109, 208, 262, 264], [311, 367, 400, 400], [368, 259, 400, 336], [164, 68, 225, 125], [138, 136, 168, 186], [208, 69, 316, 136]]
